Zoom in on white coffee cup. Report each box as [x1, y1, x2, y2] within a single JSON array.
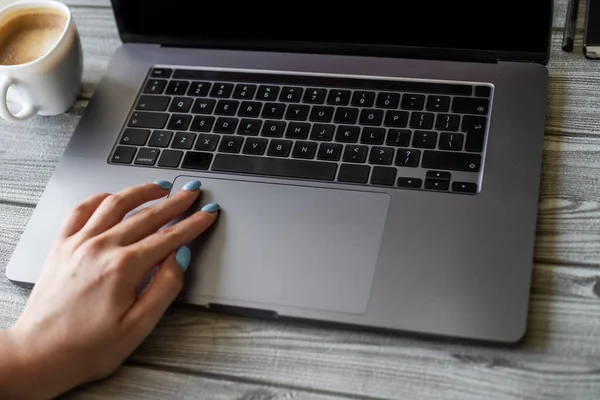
[[0, 0, 82, 122]]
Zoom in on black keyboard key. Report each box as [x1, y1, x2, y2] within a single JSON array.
[[187, 81, 211, 97], [452, 182, 478, 193], [192, 98, 216, 114], [169, 97, 193, 113], [261, 120, 286, 137], [148, 130, 173, 147], [343, 145, 368, 163], [351, 91, 375, 107], [143, 79, 167, 94], [317, 143, 343, 161], [238, 101, 262, 117], [111, 146, 136, 164], [212, 154, 337, 181], [128, 111, 168, 129], [261, 103, 286, 119], [165, 80, 189, 96], [401, 94, 425, 110], [395, 149, 420, 167], [134, 148, 160, 166], [397, 177, 422, 188], [285, 104, 310, 121], [215, 100, 239, 115], [167, 114, 192, 130], [214, 117, 238, 134], [237, 119, 262, 136], [435, 114, 460, 131], [425, 179, 449, 191], [386, 129, 411, 147], [256, 85, 279, 101], [150, 68, 172, 79], [210, 83, 234, 98], [280, 86, 303, 102], [438, 132, 464, 151], [370, 166, 397, 186], [218, 135, 244, 153], [157, 149, 183, 168], [171, 132, 196, 149], [359, 109, 384, 126], [286, 122, 310, 139], [426, 170, 451, 180], [409, 112, 435, 129], [368, 147, 394, 165], [327, 90, 351, 105], [120, 128, 149, 146], [242, 137, 268, 155], [292, 141, 318, 159], [136, 95, 170, 111], [190, 116, 215, 132], [384, 111, 409, 127], [412, 131, 437, 149], [334, 107, 359, 124], [310, 124, 335, 141], [426, 95, 450, 112], [376, 92, 400, 109], [335, 125, 360, 143], [361, 127, 386, 145], [181, 151, 213, 170], [338, 164, 370, 184], [310, 106, 334, 122], [421, 150, 482, 172], [195, 134, 220, 151], [232, 84, 257, 99], [452, 97, 489, 115], [303, 88, 327, 104], [462, 115, 487, 152], [475, 86, 491, 98]]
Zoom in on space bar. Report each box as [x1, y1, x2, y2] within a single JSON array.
[[212, 154, 337, 181]]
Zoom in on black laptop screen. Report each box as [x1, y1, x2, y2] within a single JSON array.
[[111, 1, 553, 62]]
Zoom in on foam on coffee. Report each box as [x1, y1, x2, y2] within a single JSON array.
[[0, 8, 66, 66]]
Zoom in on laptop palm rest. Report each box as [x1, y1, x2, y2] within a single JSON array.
[[170, 176, 390, 315]]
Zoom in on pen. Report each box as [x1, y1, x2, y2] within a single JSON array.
[[562, 0, 580, 52]]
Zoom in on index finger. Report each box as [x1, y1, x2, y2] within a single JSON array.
[[126, 202, 220, 279]]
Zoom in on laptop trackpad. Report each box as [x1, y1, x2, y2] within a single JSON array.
[[171, 176, 390, 314]]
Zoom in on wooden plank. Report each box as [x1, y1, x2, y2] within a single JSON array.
[[66, 365, 341, 400], [1, 201, 599, 400]]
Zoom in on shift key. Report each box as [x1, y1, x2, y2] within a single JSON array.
[[421, 150, 482, 172], [128, 111, 169, 129]]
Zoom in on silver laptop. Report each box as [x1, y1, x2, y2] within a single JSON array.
[[5, 1, 553, 343]]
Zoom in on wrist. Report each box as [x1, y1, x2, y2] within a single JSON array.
[[0, 327, 69, 400]]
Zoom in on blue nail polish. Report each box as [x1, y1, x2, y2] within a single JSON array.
[[182, 180, 201, 191], [175, 246, 191, 271], [153, 180, 172, 190], [201, 203, 220, 213]]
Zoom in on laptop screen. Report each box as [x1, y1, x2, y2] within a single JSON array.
[[111, 1, 553, 62]]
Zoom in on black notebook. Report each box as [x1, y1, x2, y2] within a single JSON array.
[[585, 0, 600, 58]]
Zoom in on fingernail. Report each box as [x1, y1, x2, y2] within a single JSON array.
[[175, 246, 191, 271], [153, 180, 172, 190], [201, 203, 220, 213], [182, 180, 201, 191]]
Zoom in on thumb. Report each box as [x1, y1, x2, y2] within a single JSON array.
[[125, 246, 190, 331]]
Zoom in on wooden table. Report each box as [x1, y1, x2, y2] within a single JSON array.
[[1, 1, 599, 399]]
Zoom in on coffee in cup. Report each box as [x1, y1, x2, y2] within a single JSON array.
[[0, 9, 67, 66], [0, 1, 82, 123]]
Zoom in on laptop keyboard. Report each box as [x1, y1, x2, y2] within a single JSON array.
[[109, 67, 493, 195]]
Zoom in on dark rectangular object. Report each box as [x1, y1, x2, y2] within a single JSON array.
[[584, 0, 600, 59]]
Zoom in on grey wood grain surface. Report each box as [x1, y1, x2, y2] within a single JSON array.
[[0, 0, 599, 399]]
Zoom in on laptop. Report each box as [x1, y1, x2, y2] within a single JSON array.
[[5, 1, 553, 343]]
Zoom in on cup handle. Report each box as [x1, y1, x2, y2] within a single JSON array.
[[0, 76, 37, 122]]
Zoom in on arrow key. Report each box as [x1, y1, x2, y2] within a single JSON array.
[[424, 178, 449, 191]]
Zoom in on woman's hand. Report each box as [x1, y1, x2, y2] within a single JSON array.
[[0, 179, 219, 400]]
